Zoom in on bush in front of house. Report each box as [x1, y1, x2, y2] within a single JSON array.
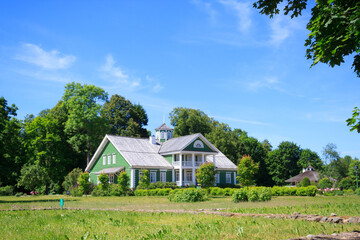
[[168, 188, 207, 202], [232, 188, 248, 202], [318, 178, 333, 189], [78, 172, 91, 195], [134, 188, 173, 196], [0, 185, 14, 196], [297, 177, 311, 187], [232, 187, 272, 202], [339, 177, 354, 190]]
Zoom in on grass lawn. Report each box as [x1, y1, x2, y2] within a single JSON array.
[[1, 195, 360, 239]]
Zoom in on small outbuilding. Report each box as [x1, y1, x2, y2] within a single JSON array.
[[285, 166, 320, 185]]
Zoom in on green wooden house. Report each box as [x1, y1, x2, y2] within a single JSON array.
[[85, 123, 237, 188]]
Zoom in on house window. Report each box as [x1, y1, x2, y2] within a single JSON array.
[[108, 154, 111, 165], [216, 173, 220, 184], [103, 155, 106, 165], [175, 171, 179, 181], [109, 174, 114, 183], [161, 132, 164, 139], [160, 171, 166, 183], [112, 153, 116, 164], [226, 172, 231, 184], [150, 171, 157, 183], [185, 171, 192, 182]]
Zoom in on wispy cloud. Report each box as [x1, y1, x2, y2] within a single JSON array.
[[191, 0, 218, 23], [247, 77, 280, 91], [15, 43, 76, 69], [212, 115, 270, 126], [100, 54, 163, 92], [218, 0, 252, 33]]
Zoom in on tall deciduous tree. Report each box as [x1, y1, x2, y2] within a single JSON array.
[[0, 97, 24, 186], [266, 141, 301, 185], [101, 94, 149, 137], [169, 107, 213, 137], [237, 155, 259, 187], [196, 162, 216, 188], [298, 148, 323, 170], [62, 82, 108, 165]]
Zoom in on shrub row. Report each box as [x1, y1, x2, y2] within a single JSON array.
[[168, 188, 207, 202], [271, 186, 317, 197], [232, 187, 272, 202], [134, 188, 173, 196]]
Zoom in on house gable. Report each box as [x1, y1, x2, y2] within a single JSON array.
[[183, 137, 216, 152], [88, 140, 131, 184]]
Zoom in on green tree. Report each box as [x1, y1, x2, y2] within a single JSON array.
[[169, 107, 213, 137], [78, 172, 91, 195], [195, 162, 216, 188], [318, 177, 333, 189], [298, 177, 310, 187], [261, 139, 272, 153], [298, 148, 323, 171], [0, 97, 24, 187], [138, 169, 150, 189], [62, 168, 83, 191], [266, 141, 301, 185], [118, 171, 130, 192], [205, 121, 238, 163], [347, 107, 360, 133], [348, 158, 360, 180], [253, 0, 360, 77], [237, 155, 259, 187], [62, 82, 108, 165], [101, 94, 149, 137], [17, 163, 49, 192]]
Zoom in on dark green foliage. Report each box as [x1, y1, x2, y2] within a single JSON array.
[[62, 82, 109, 165], [298, 177, 310, 187], [169, 107, 213, 137], [347, 107, 360, 133], [209, 187, 224, 196], [69, 186, 83, 197], [195, 162, 216, 188], [78, 172, 91, 195], [266, 141, 301, 185], [101, 94, 149, 137], [168, 188, 207, 202], [339, 177, 354, 190], [298, 149, 323, 171], [0, 97, 24, 187], [232, 189, 248, 202], [295, 186, 317, 197], [0, 185, 14, 196], [318, 178, 333, 189], [254, 0, 360, 78], [62, 168, 83, 191], [232, 187, 272, 202], [17, 163, 49, 192]]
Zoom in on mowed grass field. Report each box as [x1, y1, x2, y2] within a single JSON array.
[[1, 195, 360, 239]]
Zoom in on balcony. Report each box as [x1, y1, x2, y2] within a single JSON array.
[[173, 161, 204, 167]]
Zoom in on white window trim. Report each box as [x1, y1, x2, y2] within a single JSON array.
[[108, 154, 111, 165], [185, 170, 192, 182], [160, 171, 166, 183], [103, 155, 106, 165], [215, 173, 220, 184], [112, 153, 116, 164], [109, 174, 114, 183], [226, 172, 231, 184], [150, 171, 157, 183]]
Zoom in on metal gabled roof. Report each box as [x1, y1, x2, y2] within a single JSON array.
[[155, 123, 173, 131]]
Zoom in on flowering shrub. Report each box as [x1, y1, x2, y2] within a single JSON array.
[[30, 191, 40, 195], [318, 188, 343, 196]]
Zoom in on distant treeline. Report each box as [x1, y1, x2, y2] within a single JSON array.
[[0, 82, 359, 194]]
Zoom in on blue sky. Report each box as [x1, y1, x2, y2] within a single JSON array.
[[0, 1, 359, 160]]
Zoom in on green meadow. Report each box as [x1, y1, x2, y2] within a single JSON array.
[[1, 195, 360, 239]]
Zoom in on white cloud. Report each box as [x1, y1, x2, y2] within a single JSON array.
[[218, 0, 252, 33], [212, 115, 270, 126], [100, 54, 163, 92], [15, 43, 76, 69], [191, 0, 218, 23], [247, 77, 280, 91]]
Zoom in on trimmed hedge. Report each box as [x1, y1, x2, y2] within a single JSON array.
[[168, 188, 207, 202], [271, 186, 317, 197], [232, 187, 272, 202], [134, 188, 173, 196]]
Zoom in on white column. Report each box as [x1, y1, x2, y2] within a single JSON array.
[[202, 154, 205, 165], [234, 172, 237, 184], [213, 155, 216, 167], [192, 153, 196, 185], [179, 153, 183, 186], [130, 168, 135, 189], [172, 168, 175, 182]]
